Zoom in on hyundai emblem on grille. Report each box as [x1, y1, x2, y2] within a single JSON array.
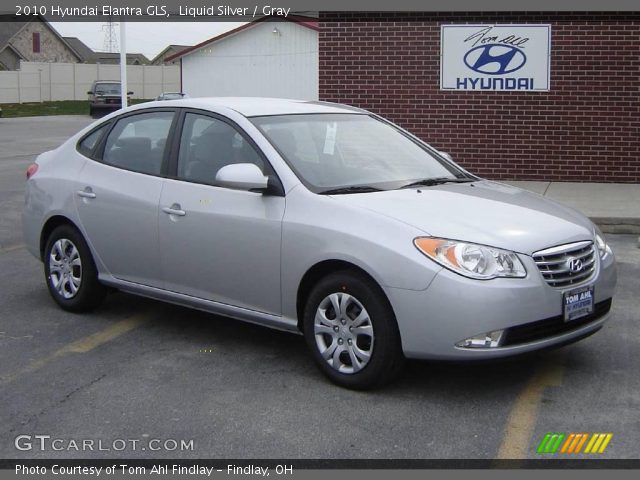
[[567, 257, 584, 273]]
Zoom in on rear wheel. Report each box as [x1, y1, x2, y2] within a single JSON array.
[[44, 225, 106, 312], [303, 270, 404, 389]]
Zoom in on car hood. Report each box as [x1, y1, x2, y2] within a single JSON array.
[[331, 181, 595, 255]]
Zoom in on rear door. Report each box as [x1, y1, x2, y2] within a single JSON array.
[[75, 109, 177, 287]]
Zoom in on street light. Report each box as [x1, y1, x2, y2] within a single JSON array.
[[119, 21, 127, 108]]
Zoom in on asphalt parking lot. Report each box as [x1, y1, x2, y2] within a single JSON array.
[[0, 115, 638, 460]]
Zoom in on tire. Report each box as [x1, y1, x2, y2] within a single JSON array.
[[43, 224, 106, 312], [303, 270, 404, 390], [89, 106, 95, 118]]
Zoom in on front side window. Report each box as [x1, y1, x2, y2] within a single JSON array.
[[102, 111, 174, 176], [177, 113, 264, 186], [251, 114, 468, 192]]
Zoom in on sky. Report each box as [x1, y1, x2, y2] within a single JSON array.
[[50, 22, 246, 60]]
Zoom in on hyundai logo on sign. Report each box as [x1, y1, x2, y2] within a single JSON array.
[[463, 44, 527, 75], [440, 25, 551, 91]]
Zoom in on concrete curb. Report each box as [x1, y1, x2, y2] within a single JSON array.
[[504, 181, 640, 235], [590, 217, 640, 235]]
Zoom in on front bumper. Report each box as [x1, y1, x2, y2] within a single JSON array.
[[90, 103, 121, 110], [387, 251, 617, 360]]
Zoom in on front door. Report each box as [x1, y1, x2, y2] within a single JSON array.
[[158, 111, 284, 314]]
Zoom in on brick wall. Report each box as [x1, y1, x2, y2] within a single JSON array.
[[319, 12, 640, 183]]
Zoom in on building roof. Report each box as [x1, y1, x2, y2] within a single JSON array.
[[62, 37, 97, 62], [0, 16, 25, 47], [126, 97, 365, 118], [165, 15, 319, 62], [0, 43, 26, 61], [64, 36, 151, 65], [91, 52, 151, 65], [151, 44, 191, 64]]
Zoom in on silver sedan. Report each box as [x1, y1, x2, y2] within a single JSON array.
[[22, 98, 617, 389]]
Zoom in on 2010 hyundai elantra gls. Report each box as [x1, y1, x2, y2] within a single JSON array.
[[22, 97, 617, 389]]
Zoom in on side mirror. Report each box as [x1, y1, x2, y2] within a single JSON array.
[[87, 91, 93, 95], [215, 163, 269, 192], [127, 91, 134, 95], [438, 150, 453, 161]]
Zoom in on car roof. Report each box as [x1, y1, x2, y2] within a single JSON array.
[[139, 97, 369, 117]]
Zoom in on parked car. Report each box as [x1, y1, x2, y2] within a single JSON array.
[[87, 81, 133, 117], [156, 92, 189, 101], [22, 98, 617, 389]]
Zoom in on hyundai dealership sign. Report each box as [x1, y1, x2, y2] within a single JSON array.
[[441, 25, 551, 91]]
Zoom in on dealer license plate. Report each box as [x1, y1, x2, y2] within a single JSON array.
[[563, 285, 594, 322]]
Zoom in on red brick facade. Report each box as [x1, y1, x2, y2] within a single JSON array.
[[318, 13, 639, 182]]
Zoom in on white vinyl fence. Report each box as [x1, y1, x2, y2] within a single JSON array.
[[0, 61, 180, 103]]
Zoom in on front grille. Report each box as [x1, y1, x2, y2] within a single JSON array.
[[532, 241, 597, 288], [502, 298, 612, 346]]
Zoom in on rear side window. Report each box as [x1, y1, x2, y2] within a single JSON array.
[[77, 123, 110, 157], [102, 111, 174, 176]]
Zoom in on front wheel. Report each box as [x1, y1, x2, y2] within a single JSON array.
[[303, 270, 404, 389], [44, 225, 106, 312]]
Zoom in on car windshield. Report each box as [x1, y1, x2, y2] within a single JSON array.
[[95, 83, 121, 95], [251, 113, 469, 192]]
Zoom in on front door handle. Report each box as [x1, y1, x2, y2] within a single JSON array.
[[77, 187, 96, 199], [162, 203, 186, 217]]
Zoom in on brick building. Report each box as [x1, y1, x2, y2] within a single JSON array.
[[319, 12, 639, 183]]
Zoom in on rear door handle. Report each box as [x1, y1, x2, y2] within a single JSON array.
[[162, 203, 186, 217], [77, 187, 96, 199]]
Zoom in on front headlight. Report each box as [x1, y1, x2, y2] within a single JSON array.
[[414, 237, 526, 280], [594, 229, 612, 259]]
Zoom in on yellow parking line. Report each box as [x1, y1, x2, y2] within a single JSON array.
[[495, 353, 566, 459], [0, 313, 149, 386], [0, 244, 26, 254]]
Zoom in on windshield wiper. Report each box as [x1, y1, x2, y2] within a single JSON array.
[[319, 185, 383, 195], [400, 177, 475, 189]]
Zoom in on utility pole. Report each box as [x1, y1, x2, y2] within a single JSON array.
[[102, 20, 118, 53]]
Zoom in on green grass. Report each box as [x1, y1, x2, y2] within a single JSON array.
[[0, 99, 151, 118]]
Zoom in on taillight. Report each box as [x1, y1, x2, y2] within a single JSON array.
[[26, 163, 38, 179]]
